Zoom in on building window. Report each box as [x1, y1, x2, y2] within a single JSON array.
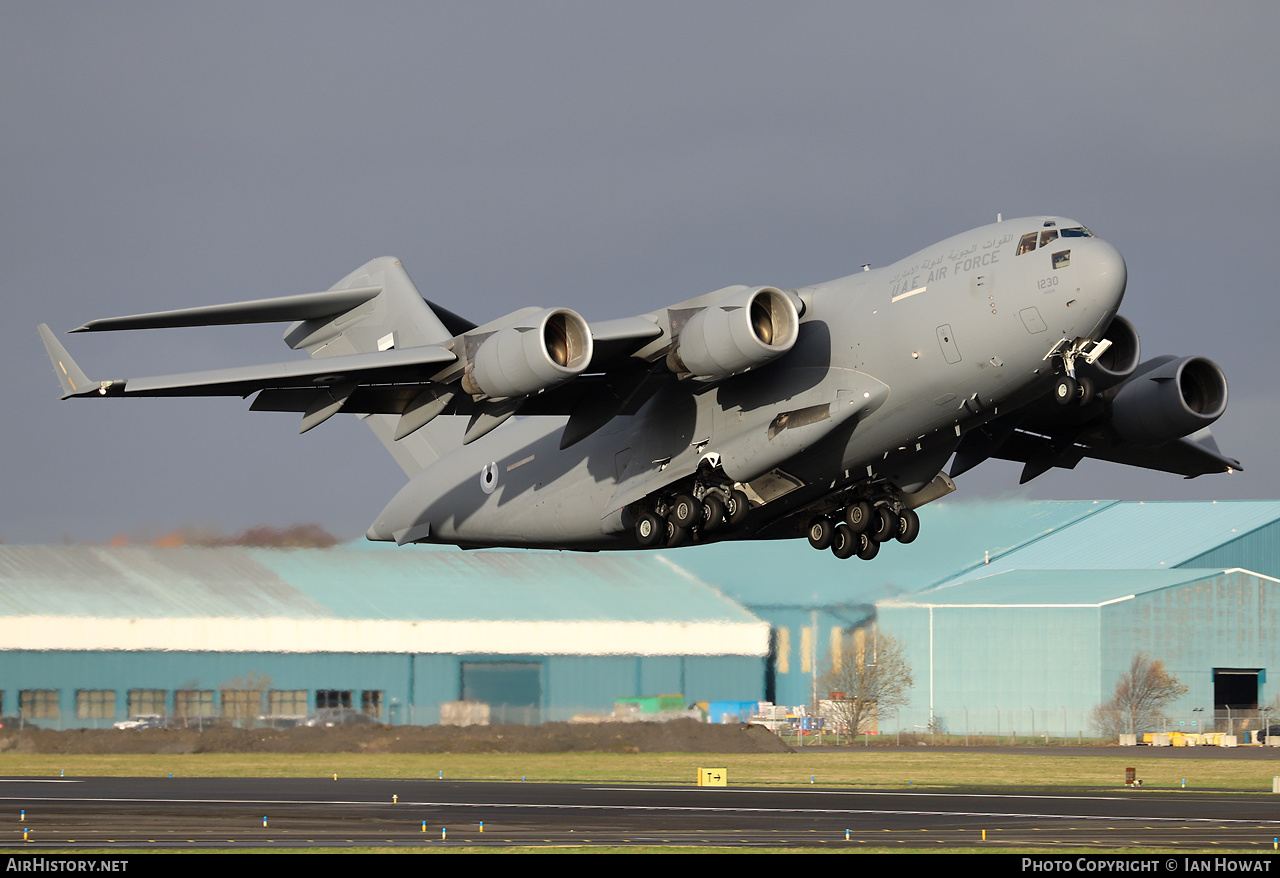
[[220, 689, 262, 723], [269, 690, 308, 716], [76, 690, 115, 720], [361, 691, 383, 719], [127, 690, 167, 717], [174, 690, 215, 718], [316, 690, 352, 710], [20, 690, 59, 719]]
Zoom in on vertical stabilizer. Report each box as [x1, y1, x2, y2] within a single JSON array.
[[282, 258, 463, 477], [284, 257, 453, 357]]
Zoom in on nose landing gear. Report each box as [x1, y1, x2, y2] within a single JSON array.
[[1048, 337, 1108, 407]]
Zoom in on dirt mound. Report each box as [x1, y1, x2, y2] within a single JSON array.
[[0, 719, 792, 755]]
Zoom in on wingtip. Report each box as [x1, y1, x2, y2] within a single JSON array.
[[37, 323, 95, 398]]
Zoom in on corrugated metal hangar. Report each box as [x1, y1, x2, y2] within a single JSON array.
[[3, 499, 1280, 731], [0, 544, 766, 727]]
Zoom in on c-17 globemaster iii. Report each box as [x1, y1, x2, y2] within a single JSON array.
[[39, 216, 1239, 559]]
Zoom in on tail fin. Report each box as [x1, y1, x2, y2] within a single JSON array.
[[284, 257, 454, 356], [61, 256, 468, 477], [285, 258, 467, 477]]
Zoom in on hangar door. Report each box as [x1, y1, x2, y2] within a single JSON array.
[[1214, 668, 1260, 716], [461, 661, 542, 725]]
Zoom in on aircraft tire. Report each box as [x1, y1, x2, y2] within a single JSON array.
[[701, 495, 726, 532], [670, 493, 699, 529], [895, 508, 920, 544], [807, 518, 834, 550], [1077, 375, 1096, 407], [635, 512, 664, 548], [830, 523, 857, 559], [845, 501, 873, 533], [726, 489, 750, 526], [1053, 375, 1078, 406], [857, 535, 880, 561], [665, 520, 689, 547], [870, 506, 896, 543]]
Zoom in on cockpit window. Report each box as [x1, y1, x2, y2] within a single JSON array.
[[1039, 230, 1059, 248], [1052, 250, 1071, 269], [1016, 232, 1038, 255], [1060, 227, 1093, 237]]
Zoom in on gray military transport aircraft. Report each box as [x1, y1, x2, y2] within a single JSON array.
[[39, 216, 1239, 559]]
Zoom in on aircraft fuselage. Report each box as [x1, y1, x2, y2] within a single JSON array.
[[365, 217, 1127, 549]]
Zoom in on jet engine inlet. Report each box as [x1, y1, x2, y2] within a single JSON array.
[[668, 286, 799, 380], [463, 308, 593, 398], [1078, 314, 1141, 390], [1109, 355, 1228, 445]]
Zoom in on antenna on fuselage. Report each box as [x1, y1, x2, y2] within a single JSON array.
[[997, 213, 1002, 222]]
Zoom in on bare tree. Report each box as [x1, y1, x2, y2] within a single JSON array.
[[1092, 653, 1188, 737], [818, 627, 913, 736]]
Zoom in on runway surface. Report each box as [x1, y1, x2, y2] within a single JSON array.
[[3, 777, 1280, 849]]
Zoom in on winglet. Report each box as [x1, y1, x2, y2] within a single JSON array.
[[37, 324, 96, 398]]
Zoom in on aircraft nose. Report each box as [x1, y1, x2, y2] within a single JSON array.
[[1082, 238, 1127, 315]]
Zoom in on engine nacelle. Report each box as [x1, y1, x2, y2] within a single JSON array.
[[1078, 314, 1141, 391], [668, 286, 799, 380], [462, 308, 593, 399], [1109, 355, 1228, 446]]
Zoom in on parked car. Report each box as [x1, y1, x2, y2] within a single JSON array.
[[113, 714, 166, 730], [299, 708, 378, 728]]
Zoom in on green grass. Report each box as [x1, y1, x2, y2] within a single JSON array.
[[2, 749, 1276, 793]]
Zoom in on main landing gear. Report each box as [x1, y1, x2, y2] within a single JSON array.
[[806, 496, 920, 561], [633, 486, 750, 548]]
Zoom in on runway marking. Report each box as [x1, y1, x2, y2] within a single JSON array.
[[593, 786, 1130, 802], [3, 793, 1278, 826]]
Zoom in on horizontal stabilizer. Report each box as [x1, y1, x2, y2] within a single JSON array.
[[38, 323, 97, 398], [71, 286, 383, 332]]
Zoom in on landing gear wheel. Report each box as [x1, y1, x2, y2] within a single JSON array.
[[1077, 375, 1096, 407], [845, 501, 873, 533], [665, 519, 688, 548], [725, 489, 750, 526], [701, 495, 726, 533], [895, 508, 920, 544], [857, 535, 881, 561], [807, 518, 834, 551], [635, 512, 664, 548], [1053, 375, 1079, 406], [870, 506, 896, 543], [830, 523, 858, 559], [670, 493, 698, 529]]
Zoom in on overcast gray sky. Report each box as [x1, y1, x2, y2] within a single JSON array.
[[4, 2, 1277, 545]]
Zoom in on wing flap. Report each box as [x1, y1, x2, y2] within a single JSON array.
[[114, 345, 456, 398], [979, 425, 1242, 481]]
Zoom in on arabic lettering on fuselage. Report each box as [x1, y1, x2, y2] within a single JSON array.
[[887, 232, 1016, 298]]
